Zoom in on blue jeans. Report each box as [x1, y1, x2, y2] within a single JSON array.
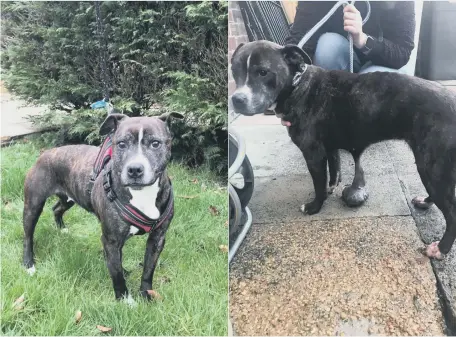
[[313, 32, 399, 74]]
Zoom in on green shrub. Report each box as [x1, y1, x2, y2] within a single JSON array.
[[1, 1, 227, 174]]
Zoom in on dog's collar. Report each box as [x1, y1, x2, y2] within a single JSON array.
[[88, 135, 174, 234], [292, 63, 308, 87]]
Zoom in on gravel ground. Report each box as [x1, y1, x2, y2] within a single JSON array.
[[230, 216, 445, 336]]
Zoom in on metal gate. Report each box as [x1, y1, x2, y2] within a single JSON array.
[[238, 1, 290, 45]]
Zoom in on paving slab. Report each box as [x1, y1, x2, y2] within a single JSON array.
[[1, 88, 44, 141], [230, 217, 445, 336]]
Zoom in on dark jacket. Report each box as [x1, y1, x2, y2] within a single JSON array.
[[285, 1, 415, 69]]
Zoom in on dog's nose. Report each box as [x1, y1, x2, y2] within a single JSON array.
[[127, 164, 144, 179], [231, 93, 247, 109]]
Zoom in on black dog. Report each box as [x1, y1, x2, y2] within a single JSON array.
[[231, 40, 456, 260], [23, 113, 182, 302]]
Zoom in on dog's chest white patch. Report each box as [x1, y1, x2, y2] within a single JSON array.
[[128, 178, 160, 220]]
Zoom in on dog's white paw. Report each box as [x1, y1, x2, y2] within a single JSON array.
[[61, 228, 69, 234], [123, 294, 137, 307], [26, 265, 36, 276], [425, 241, 444, 260]]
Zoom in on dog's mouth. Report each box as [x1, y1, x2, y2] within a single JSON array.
[[124, 172, 163, 190], [127, 183, 147, 190]]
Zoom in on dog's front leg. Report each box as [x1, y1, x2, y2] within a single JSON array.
[[301, 146, 328, 215], [101, 234, 128, 300], [139, 226, 167, 300]]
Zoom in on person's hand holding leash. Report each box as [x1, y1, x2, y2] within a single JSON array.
[[343, 4, 367, 49]]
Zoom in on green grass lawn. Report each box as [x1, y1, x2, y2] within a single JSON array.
[[0, 141, 228, 336]]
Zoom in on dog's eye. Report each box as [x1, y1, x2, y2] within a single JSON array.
[[117, 141, 127, 149], [151, 140, 161, 149], [258, 69, 268, 76]]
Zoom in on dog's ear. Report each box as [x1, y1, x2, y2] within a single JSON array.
[[158, 112, 185, 125], [99, 113, 128, 136], [281, 44, 312, 67], [231, 43, 245, 63]]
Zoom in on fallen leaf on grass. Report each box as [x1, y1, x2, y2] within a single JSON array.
[[75, 310, 82, 324], [189, 178, 199, 184], [147, 290, 162, 300], [12, 293, 25, 310], [96, 325, 112, 333], [224, 220, 228, 228], [219, 245, 228, 253], [177, 195, 198, 199], [209, 205, 219, 216]]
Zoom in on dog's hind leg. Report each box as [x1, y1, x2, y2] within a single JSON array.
[[23, 198, 45, 274], [426, 188, 456, 259], [328, 149, 342, 194], [52, 194, 75, 230], [416, 159, 456, 259], [342, 151, 369, 207], [23, 167, 54, 274]]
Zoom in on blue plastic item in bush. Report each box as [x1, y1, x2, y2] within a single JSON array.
[[90, 99, 108, 109]]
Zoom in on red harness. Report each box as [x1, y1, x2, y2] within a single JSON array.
[[88, 136, 174, 234]]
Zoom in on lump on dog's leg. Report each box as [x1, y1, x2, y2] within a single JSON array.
[[342, 185, 369, 207], [424, 241, 444, 260], [26, 265, 36, 276], [412, 196, 434, 210]]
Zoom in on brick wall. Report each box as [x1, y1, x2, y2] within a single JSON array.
[[228, 1, 249, 96]]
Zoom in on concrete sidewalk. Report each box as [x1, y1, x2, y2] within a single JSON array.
[[229, 114, 455, 335], [1, 83, 45, 143]]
